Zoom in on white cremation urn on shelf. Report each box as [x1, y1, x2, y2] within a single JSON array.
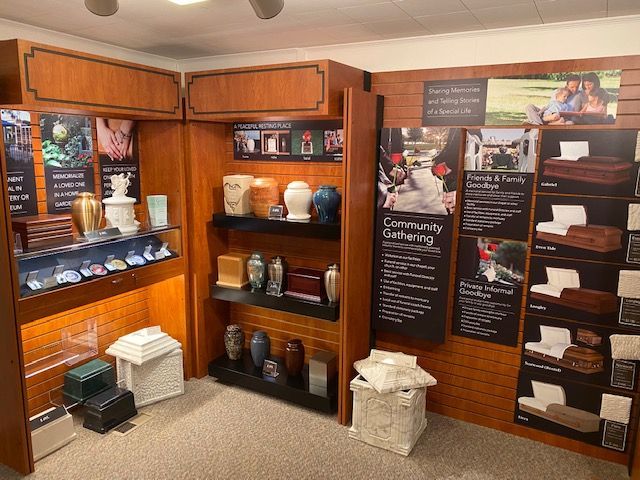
[[223, 174, 254, 215], [103, 173, 140, 235], [284, 181, 312, 221]]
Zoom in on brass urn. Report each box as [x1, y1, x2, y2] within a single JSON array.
[[71, 192, 102, 235]]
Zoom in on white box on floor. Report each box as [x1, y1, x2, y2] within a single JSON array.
[[116, 348, 184, 408], [30, 406, 76, 461], [348, 374, 427, 456]]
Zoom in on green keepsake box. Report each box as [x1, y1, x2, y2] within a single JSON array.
[[63, 359, 115, 405]]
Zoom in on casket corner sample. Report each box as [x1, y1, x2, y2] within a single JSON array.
[[535, 205, 622, 253], [530, 267, 617, 314], [517, 380, 601, 433], [524, 325, 604, 374]]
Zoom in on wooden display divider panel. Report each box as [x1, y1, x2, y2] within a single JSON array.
[[371, 55, 640, 467], [185, 60, 364, 120], [0, 39, 182, 120]]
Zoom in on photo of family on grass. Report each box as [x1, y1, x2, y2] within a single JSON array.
[[486, 70, 621, 125]]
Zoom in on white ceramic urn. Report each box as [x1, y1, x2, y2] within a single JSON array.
[[103, 196, 140, 235], [223, 174, 254, 215], [284, 181, 312, 221]]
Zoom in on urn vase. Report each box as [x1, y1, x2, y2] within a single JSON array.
[[224, 324, 244, 360], [250, 331, 270, 368], [247, 252, 266, 289], [249, 177, 279, 218], [285, 339, 305, 377], [284, 181, 312, 221], [223, 174, 254, 215], [324, 264, 340, 303], [103, 196, 139, 235], [71, 192, 102, 235], [313, 185, 341, 224]]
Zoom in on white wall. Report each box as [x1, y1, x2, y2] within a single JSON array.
[[0, 18, 179, 71], [179, 15, 640, 73]]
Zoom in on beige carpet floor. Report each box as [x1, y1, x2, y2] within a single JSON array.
[[0, 378, 629, 480]]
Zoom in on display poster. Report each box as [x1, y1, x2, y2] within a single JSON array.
[[522, 314, 639, 391], [41, 114, 94, 213], [97, 118, 140, 203], [2, 110, 37, 217], [452, 128, 536, 345], [233, 120, 343, 162], [372, 127, 461, 342], [423, 70, 622, 126], [515, 372, 632, 452]]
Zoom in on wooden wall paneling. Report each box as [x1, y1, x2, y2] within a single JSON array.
[[0, 108, 32, 474], [185, 121, 229, 377], [0, 39, 182, 120], [338, 88, 380, 425], [370, 55, 640, 466], [185, 60, 364, 121]]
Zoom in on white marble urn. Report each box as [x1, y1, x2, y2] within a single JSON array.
[[103, 173, 140, 235], [223, 174, 254, 215], [284, 180, 312, 221]]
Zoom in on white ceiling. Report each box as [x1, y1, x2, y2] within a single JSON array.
[[1, 0, 639, 59]]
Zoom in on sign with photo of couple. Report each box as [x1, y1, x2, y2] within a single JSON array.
[[423, 70, 622, 127], [233, 120, 343, 162], [372, 127, 461, 342]]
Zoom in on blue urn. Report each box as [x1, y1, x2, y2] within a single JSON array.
[[312, 185, 341, 223], [250, 330, 270, 367]]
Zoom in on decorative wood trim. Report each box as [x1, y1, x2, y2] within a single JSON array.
[[23, 46, 181, 115], [186, 64, 325, 115]]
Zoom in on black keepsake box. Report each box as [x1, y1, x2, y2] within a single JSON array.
[[83, 387, 138, 434], [63, 359, 115, 405]]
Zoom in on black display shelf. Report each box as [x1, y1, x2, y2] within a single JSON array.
[[212, 212, 340, 240], [209, 351, 337, 413], [210, 285, 339, 321]]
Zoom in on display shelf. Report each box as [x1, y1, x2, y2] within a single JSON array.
[[14, 224, 180, 261], [209, 351, 337, 413], [212, 213, 340, 240], [210, 285, 339, 321]]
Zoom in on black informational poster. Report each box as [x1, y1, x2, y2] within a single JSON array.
[[40, 114, 94, 214], [521, 314, 639, 391], [422, 79, 488, 126], [452, 236, 525, 346], [515, 372, 632, 452], [372, 127, 461, 342], [233, 120, 343, 162], [2, 110, 38, 217], [97, 118, 140, 203], [537, 129, 640, 198]]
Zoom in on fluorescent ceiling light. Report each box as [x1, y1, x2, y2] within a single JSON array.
[[168, 0, 207, 5]]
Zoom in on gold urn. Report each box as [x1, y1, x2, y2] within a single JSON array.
[[71, 192, 102, 235]]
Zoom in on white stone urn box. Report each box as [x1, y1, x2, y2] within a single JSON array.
[[349, 349, 437, 456]]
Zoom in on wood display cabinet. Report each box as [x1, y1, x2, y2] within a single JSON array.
[[0, 40, 188, 475], [185, 60, 380, 425]]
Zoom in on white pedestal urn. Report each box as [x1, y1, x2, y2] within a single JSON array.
[[103, 173, 140, 235], [284, 180, 312, 221]]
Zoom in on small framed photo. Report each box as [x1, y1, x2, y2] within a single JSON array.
[[268, 205, 284, 220], [262, 359, 279, 377], [265, 280, 283, 297]]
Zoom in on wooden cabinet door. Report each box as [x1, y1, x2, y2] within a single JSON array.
[[338, 88, 381, 425]]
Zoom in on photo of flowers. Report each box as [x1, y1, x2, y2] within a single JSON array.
[[476, 237, 526, 285], [40, 114, 93, 168], [378, 127, 460, 215], [291, 129, 323, 156], [465, 128, 538, 173]]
